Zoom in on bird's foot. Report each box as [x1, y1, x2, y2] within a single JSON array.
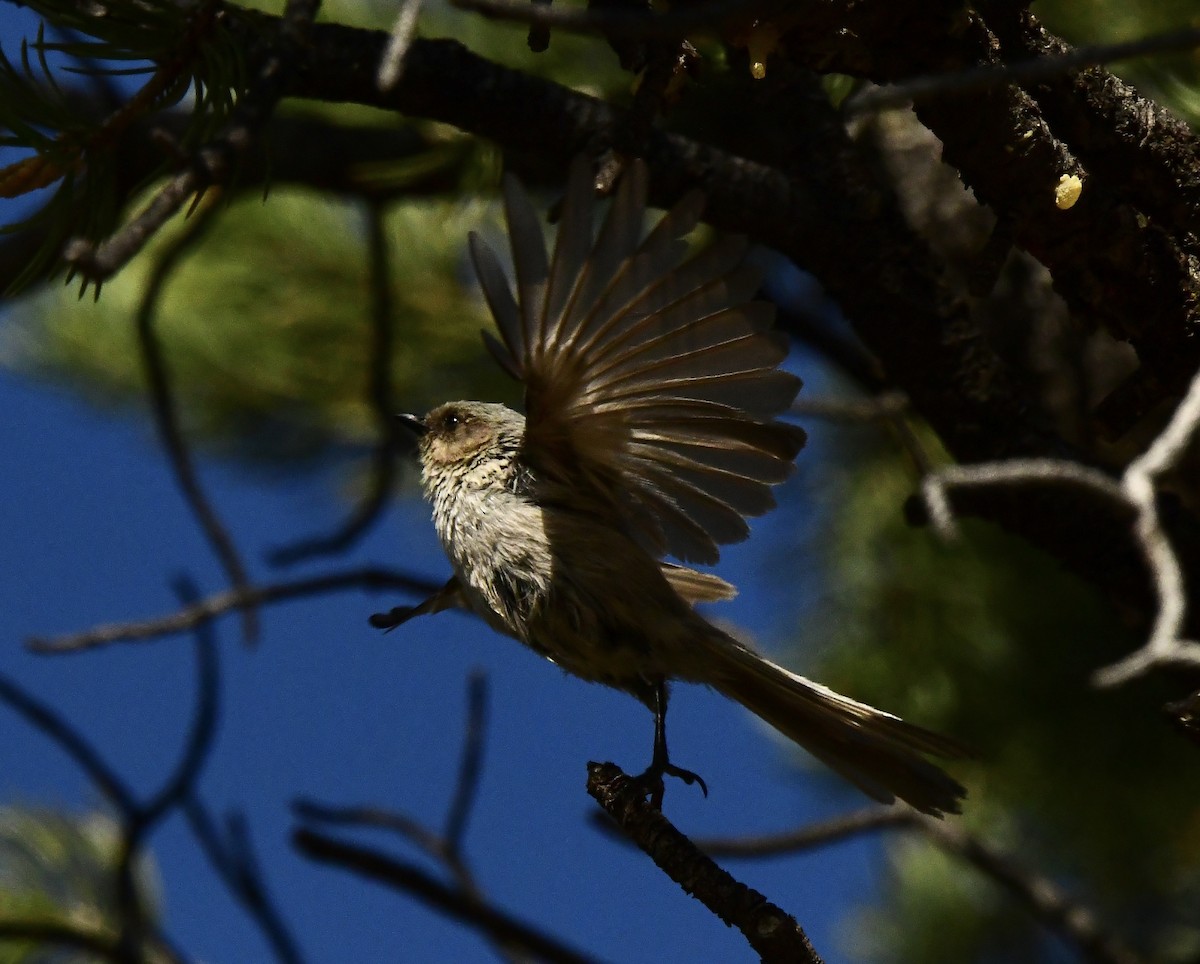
[[368, 606, 416, 631], [632, 759, 708, 810]]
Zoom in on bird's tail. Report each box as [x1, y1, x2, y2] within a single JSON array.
[[695, 631, 968, 815]]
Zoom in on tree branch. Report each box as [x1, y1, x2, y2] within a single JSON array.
[[586, 762, 823, 964], [268, 200, 400, 566], [293, 828, 598, 964], [28, 567, 442, 653]]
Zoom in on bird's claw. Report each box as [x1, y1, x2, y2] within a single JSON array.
[[633, 760, 708, 810], [368, 606, 415, 631]]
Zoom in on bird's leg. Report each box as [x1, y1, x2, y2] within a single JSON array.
[[369, 577, 462, 632], [634, 681, 708, 809]]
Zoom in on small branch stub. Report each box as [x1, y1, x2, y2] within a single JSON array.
[[586, 762, 824, 964]]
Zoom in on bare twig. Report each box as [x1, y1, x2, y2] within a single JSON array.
[[377, 0, 425, 90], [184, 801, 305, 964], [586, 762, 823, 964], [294, 675, 548, 964], [846, 25, 1200, 115], [294, 828, 598, 964], [914, 816, 1143, 964], [294, 674, 519, 958], [443, 670, 489, 853], [790, 393, 909, 423], [0, 578, 232, 963], [692, 806, 914, 858], [269, 202, 401, 566], [920, 459, 1125, 540], [293, 800, 450, 867], [791, 392, 935, 477], [28, 567, 442, 653], [691, 810, 1143, 964], [921, 367, 1200, 685], [1103, 369, 1200, 683], [134, 195, 258, 644], [141, 579, 221, 826], [113, 578, 219, 957], [0, 675, 138, 813]]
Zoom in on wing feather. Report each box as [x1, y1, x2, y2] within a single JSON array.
[[659, 563, 738, 604], [587, 325, 787, 391], [480, 157, 805, 566], [558, 162, 647, 337], [542, 157, 596, 351], [502, 175, 550, 362], [469, 233, 523, 362]]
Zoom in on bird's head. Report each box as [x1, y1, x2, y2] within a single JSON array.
[[398, 401, 525, 473]]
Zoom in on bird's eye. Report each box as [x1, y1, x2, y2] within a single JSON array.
[[442, 412, 462, 430]]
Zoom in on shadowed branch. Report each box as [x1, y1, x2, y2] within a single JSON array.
[[586, 762, 824, 964]]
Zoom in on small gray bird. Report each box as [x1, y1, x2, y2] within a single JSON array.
[[378, 156, 966, 814]]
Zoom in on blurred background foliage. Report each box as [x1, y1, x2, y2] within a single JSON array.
[[806, 413, 1200, 962], [1, 0, 1199, 960], [3, 184, 513, 465], [1037, 0, 1200, 125], [0, 807, 160, 963]]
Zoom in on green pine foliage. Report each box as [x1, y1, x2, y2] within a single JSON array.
[[2, 184, 515, 463], [0, 0, 247, 289]]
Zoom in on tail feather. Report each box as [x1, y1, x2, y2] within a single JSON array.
[[698, 633, 968, 816]]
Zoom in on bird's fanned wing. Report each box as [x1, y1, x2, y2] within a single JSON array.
[[468, 156, 805, 564]]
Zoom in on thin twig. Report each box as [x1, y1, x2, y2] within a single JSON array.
[[294, 828, 598, 964], [377, 0, 424, 91], [586, 762, 823, 964], [114, 578, 219, 956], [790, 394, 909, 423], [914, 816, 1143, 964], [791, 392, 936, 478], [293, 673, 489, 892], [293, 800, 450, 864], [846, 25, 1200, 115], [0, 580, 230, 963], [0, 675, 138, 813], [183, 799, 306, 964], [294, 673, 533, 963], [443, 670, 488, 854], [269, 202, 401, 566], [134, 195, 259, 643], [141, 578, 221, 826], [691, 810, 1143, 964], [920, 460, 1125, 541], [1099, 368, 1200, 684], [28, 567, 442, 653], [921, 367, 1200, 685], [692, 807, 915, 858]]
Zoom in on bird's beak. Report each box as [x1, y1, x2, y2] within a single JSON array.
[[395, 413, 428, 437]]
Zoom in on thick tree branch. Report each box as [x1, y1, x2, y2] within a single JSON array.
[[778, 3, 1200, 435], [586, 762, 823, 964]]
